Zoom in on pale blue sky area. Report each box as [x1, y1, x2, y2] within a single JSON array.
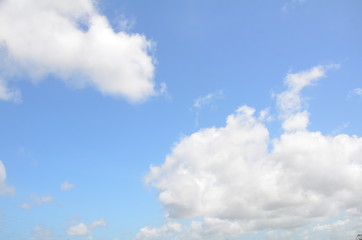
[[0, 1, 362, 240]]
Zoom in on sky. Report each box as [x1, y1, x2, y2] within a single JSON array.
[[0, 0, 362, 239]]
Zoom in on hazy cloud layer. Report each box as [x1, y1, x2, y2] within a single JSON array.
[[0, 160, 15, 196], [0, 0, 156, 102], [140, 66, 362, 239]]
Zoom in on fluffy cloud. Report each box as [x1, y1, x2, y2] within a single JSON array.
[[60, 181, 75, 191], [0, 0, 156, 102], [67, 223, 90, 236], [140, 65, 362, 239], [67, 219, 106, 239], [0, 160, 15, 196]]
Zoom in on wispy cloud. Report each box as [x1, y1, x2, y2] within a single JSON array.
[[192, 90, 223, 126], [19, 203, 32, 210], [0, 79, 21, 103], [0, 161, 16, 196], [60, 181, 75, 191], [193, 90, 223, 109], [282, 0, 306, 13], [352, 88, 362, 96]]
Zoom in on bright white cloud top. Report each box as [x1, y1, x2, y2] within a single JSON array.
[[142, 66, 362, 239], [0, 0, 156, 102]]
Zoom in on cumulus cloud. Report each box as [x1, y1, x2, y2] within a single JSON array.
[[0, 160, 15, 196], [60, 181, 75, 191], [140, 65, 362, 239], [0, 0, 156, 102], [67, 219, 106, 239]]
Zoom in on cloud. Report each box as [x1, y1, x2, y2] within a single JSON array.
[[19, 202, 32, 210], [352, 88, 362, 96], [32, 195, 54, 205], [277, 65, 338, 131], [60, 181, 75, 191], [28, 225, 55, 240], [193, 90, 223, 109], [0, 0, 156, 102], [0, 160, 15, 196], [0, 78, 21, 102], [89, 219, 107, 229], [67, 219, 107, 239], [67, 223, 90, 236], [140, 65, 362, 239], [282, 0, 306, 13]]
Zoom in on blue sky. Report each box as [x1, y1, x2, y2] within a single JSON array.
[[0, 0, 362, 239]]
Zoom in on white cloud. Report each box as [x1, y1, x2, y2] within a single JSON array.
[[282, 0, 306, 13], [19, 202, 32, 210], [352, 88, 362, 96], [89, 219, 106, 229], [136, 221, 182, 240], [0, 78, 21, 102], [140, 65, 362, 240], [67, 219, 107, 239], [0, 160, 15, 196], [277, 65, 337, 131], [28, 225, 55, 240], [60, 181, 75, 191], [0, 0, 156, 102], [33, 195, 54, 205], [193, 90, 223, 109], [67, 223, 90, 236]]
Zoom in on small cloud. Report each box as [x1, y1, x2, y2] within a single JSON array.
[[60, 181, 75, 191], [0, 79, 21, 103], [29, 225, 55, 240], [193, 90, 223, 109], [19, 203, 32, 210], [0, 160, 16, 196], [352, 88, 362, 96], [282, 0, 306, 13], [32, 195, 54, 205], [67, 223, 90, 236], [67, 219, 107, 239], [89, 219, 107, 229]]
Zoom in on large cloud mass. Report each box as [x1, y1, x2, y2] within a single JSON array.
[[0, 0, 156, 102], [140, 65, 362, 240]]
